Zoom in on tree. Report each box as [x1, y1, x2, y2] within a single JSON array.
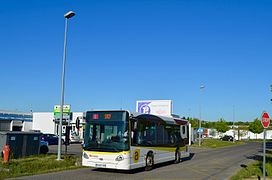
[[215, 118, 230, 136], [248, 118, 263, 139], [188, 118, 199, 128], [236, 121, 250, 126], [203, 121, 216, 129]]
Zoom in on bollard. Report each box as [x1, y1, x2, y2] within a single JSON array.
[[3, 144, 10, 164]]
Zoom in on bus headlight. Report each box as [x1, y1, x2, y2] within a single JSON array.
[[115, 155, 124, 161], [83, 152, 89, 159]]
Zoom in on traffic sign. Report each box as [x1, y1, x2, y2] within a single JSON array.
[[261, 111, 270, 179], [261, 111, 270, 128], [54, 105, 71, 120], [197, 128, 204, 133]]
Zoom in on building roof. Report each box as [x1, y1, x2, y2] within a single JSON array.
[[0, 111, 32, 122]]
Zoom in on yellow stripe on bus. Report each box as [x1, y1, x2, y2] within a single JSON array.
[[132, 146, 187, 152], [83, 146, 187, 155]]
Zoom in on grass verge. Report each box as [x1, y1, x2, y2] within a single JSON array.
[[231, 150, 272, 180], [0, 154, 82, 180], [247, 139, 272, 143], [191, 138, 244, 148]]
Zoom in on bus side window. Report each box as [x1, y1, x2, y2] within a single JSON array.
[[145, 128, 154, 144], [156, 125, 164, 144], [170, 134, 175, 144], [137, 132, 143, 144]]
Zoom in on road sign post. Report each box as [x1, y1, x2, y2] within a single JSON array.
[[261, 111, 270, 180]]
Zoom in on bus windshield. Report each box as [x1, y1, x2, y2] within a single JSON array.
[[83, 111, 129, 152]]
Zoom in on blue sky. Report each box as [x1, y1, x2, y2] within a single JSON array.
[[0, 0, 271, 122]]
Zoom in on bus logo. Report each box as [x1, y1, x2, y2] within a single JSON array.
[[133, 149, 140, 163]]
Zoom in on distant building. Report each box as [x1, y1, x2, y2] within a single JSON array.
[[32, 112, 84, 138], [198, 127, 272, 140], [0, 109, 85, 139], [0, 110, 32, 131]]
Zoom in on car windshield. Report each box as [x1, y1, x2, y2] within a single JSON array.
[[83, 120, 129, 152]]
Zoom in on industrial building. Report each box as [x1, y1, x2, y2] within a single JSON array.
[[0, 110, 84, 139], [0, 110, 33, 131], [32, 112, 84, 138]]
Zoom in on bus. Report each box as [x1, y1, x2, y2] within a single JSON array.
[[82, 110, 190, 170]]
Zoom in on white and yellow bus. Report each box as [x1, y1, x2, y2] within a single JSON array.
[[82, 110, 190, 170]]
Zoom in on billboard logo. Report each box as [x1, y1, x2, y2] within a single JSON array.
[[138, 102, 151, 114]]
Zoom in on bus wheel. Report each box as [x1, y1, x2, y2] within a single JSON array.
[[174, 149, 181, 164], [145, 153, 154, 171]]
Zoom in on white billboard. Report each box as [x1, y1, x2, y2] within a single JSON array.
[[136, 100, 172, 117]]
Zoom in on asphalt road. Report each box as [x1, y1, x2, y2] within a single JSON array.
[[48, 143, 83, 157], [12, 142, 264, 180]]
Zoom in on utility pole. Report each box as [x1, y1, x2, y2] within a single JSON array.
[[57, 11, 75, 161], [233, 105, 235, 143], [198, 85, 205, 146]]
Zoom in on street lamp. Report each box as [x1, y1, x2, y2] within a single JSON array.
[[57, 11, 75, 161], [199, 85, 205, 146], [232, 105, 235, 143]]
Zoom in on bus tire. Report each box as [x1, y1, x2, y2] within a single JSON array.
[[145, 153, 154, 171], [174, 149, 181, 164]]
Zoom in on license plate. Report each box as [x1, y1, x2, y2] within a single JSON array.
[[95, 163, 106, 168]]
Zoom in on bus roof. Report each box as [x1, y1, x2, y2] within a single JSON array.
[[85, 110, 188, 125], [130, 112, 188, 125]]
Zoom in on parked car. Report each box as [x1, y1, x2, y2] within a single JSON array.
[[41, 133, 64, 145], [220, 135, 234, 141], [40, 140, 49, 154]]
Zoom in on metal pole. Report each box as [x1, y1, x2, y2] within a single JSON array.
[[198, 106, 201, 147], [57, 18, 68, 161], [199, 85, 205, 146], [233, 105, 235, 143], [263, 129, 266, 180]]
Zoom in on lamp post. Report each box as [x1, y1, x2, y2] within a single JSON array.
[[57, 11, 75, 161], [198, 85, 205, 146], [232, 105, 235, 143]]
